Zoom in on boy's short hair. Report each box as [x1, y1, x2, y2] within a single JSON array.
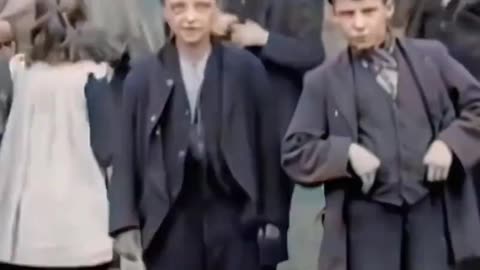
[[329, 0, 388, 5]]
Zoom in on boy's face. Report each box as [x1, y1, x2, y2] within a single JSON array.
[[164, 0, 217, 45], [332, 0, 394, 50]]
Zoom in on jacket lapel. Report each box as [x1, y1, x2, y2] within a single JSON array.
[[331, 40, 442, 138], [331, 51, 358, 139], [221, 55, 234, 144], [398, 39, 439, 133], [145, 44, 177, 139], [220, 46, 257, 200]]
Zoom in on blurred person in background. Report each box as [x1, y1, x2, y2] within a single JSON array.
[[0, 0, 119, 269], [85, 0, 166, 60], [0, 0, 35, 52], [0, 19, 14, 143], [283, 0, 480, 270], [392, 0, 480, 80], [0, 0, 35, 143], [211, 1, 326, 268], [413, 0, 480, 79], [83, 0, 168, 176]]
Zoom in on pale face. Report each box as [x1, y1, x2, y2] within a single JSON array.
[[164, 0, 217, 46], [332, 0, 394, 50]]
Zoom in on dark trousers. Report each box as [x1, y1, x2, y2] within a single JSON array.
[[347, 191, 453, 270], [143, 156, 259, 270]]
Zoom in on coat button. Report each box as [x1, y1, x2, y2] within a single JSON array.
[[150, 115, 157, 123], [155, 129, 160, 136], [178, 150, 186, 159], [166, 79, 174, 87], [440, 21, 447, 30], [334, 110, 339, 117]]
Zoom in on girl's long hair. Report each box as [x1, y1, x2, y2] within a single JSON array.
[[28, 0, 88, 64], [28, 0, 124, 65]]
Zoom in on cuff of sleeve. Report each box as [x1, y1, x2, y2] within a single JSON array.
[[329, 136, 353, 179], [110, 226, 140, 238], [259, 32, 282, 61], [438, 128, 470, 168]]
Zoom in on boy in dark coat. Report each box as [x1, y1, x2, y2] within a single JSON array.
[[108, 0, 280, 270], [282, 0, 480, 269]]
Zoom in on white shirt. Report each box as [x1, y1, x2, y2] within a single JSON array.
[[179, 51, 210, 122]]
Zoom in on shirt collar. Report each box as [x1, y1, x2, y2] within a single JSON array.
[[178, 48, 211, 76], [351, 31, 397, 70]]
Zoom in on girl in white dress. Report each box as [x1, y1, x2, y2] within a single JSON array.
[[0, 1, 113, 269]]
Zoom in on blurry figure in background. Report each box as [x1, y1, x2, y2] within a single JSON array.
[[0, 0, 35, 52], [0, 0, 35, 142], [84, 0, 167, 175], [322, 0, 348, 58], [212, 1, 326, 268], [85, 0, 166, 59], [84, 46, 131, 175], [0, 19, 14, 143], [82, 29, 130, 270], [416, 0, 480, 79], [401, 0, 447, 38], [0, 0, 117, 269], [382, 0, 448, 37], [80, 25, 131, 174]]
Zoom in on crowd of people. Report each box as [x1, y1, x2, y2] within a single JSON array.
[[0, 0, 479, 270]]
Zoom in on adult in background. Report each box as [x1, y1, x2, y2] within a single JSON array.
[[0, 0, 35, 52], [212, 1, 326, 268], [0, 0, 35, 142], [85, 0, 166, 59]]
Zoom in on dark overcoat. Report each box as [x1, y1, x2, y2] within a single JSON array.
[[221, 1, 325, 266], [223, 0, 325, 227], [282, 38, 480, 270], [222, 0, 325, 137], [108, 42, 282, 250], [420, 0, 480, 80]]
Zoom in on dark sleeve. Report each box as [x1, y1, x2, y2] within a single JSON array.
[[249, 56, 285, 227], [0, 59, 12, 143], [85, 75, 116, 169], [405, 0, 443, 38], [108, 66, 143, 236], [436, 44, 480, 169], [281, 70, 352, 185], [259, 0, 325, 72]]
